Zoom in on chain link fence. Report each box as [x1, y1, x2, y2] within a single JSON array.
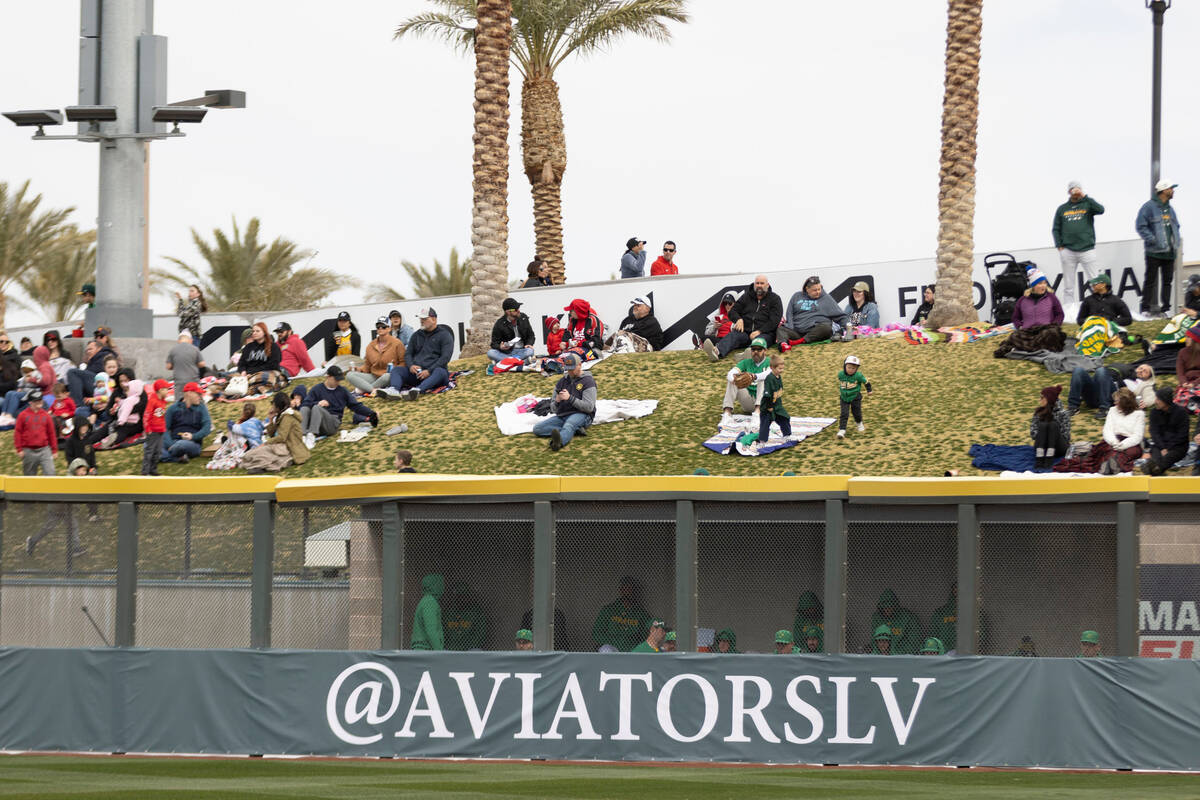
[[272, 504, 356, 650]]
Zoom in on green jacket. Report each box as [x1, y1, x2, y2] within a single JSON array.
[[1052, 196, 1104, 252], [630, 640, 659, 653], [411, 573, 444, 650], [837, 370, 868, 402], [443, 603, 487, 651], [792, 591, 824, 651], [713, 627, 740, 653], [592, 599, 652, 652], [733, 354, 771, 398], [870, 588, 923, 655], [760, 372, 788, 418], [926, 594, 957, 652]]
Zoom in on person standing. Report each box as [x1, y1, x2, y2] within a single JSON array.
[[165, 331, 206, 388], [141, 379, 170, 476], [174, 284, 207, 343], [1136, 179, 1182, 317], [1052, 181, 1105, 303], [650, 242, 680, 275], [14, 389, 56, 475], [411, 573, 445, 651], [620, 237, 647, 279]]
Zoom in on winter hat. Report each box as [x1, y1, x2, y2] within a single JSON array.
[[19, 359, 34, 371], [1067, 180, 1082, 192], [1027, 267, 1048, 287], [1080, 630, 1100, 644], [1185, 326, 1200, 344], [1088, 274, 1110, 288], [68, 457, 91, 473], [1041, 385, 1062, 405]]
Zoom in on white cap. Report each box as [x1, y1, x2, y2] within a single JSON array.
[[1068, 180, 1082, 191], [1156, 179, 1178, 193], [20, 359, 35, 371], [417, 306, 434, 319], [630, 296, 651, 307]]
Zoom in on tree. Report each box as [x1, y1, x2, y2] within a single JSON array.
[[926, 0, 982, 329], [0, 180, 78, 329], [397, 1, 689, 285], [366, 247, 474, 300], [155, 217, 352, 312], [14, 229, 96, 322]]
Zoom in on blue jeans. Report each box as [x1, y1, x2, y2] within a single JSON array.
[[1, 389, 27, 417], [67, 367, 96, 407], [391, 366, 449, 394], [532, 412, 591, 446], [487, 346, 533, 363], [161, 436, 202, 462], [1068, 366, 1114, 411]]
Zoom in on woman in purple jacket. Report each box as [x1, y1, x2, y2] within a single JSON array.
[[1011, 270, 1064, 330]]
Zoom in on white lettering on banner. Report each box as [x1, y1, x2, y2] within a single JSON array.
[[326, 662, 401, 745], [724, 676, 780, 744], [395, 671, 454, 739], [1178, 602, 1200, 632], [871, 677, 936, 746], [543, 673, 602, 741], [598, 671, 653, 741], [828, 677, 876, 744], [513, 673, 543, 740], [783, 676, 824, 745], [656, 674, 719, 743], [448, 672, 511, 739], [1141, 601, 1173, 632]]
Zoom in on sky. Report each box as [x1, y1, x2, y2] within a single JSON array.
[[0, 1, 1196, 326]]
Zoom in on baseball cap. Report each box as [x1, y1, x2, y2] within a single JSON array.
[[1089, 274, 1110, 287], [19, 359, 34, 371], [418, 306, 437, 319], [665, 631, 677, 642], [630, 296, 651, 308], [852, 281, 870, 293], [502, 298, 522, 311], [93, 326, 112, 338], [28, 389, 43, 402], [375, 316, 389, 328], [388, 309, 402, 319], [750, 337, 767, 349], [326, 365, 344, 379], [1155, 179, 1178, 193], [183, 382, 202, 394], [336, 311, 351, 322], [515, 629, 533, 642], [1080, 630, 1100, 644], [560, 352, 582, 368], [152, 379, 171, 392], [774, 630, 794, 644], [273, 321, 292, 333], [626, 236, 646, 249], [1186, 274, 1200, 288], [78, 283, 96, 296]]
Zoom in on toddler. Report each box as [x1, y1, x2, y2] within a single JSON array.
[[836, 355, 872, 439]]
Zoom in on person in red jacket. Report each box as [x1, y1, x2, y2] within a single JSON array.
[[142, 379, 170, 476], [650, 241, 680, 276], [562, 299, 605, 356], [545, 315, 566, 357], [15, 389, 57, 475], [274, 321, 315, 377]]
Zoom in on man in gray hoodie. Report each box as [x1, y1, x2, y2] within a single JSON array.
[[780, 276, 848, 345]]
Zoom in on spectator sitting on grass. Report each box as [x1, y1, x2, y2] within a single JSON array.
[[1032, 385, 1071, 470], [384, 307, 453, 400], [43, 330, 72, 383], [843, 281, 880, 332], [161, 382, 212, 464], [698, 292, 737, 352], [273, 322, 315, 378], [721, 337, 770, 421], [618, 296, 664, 351], [533, 352, 596, 451], [911, 286, 935, 325], [780, 276, 847, 346], [1076, 274, 1132, 326], [324, 311, 361, 364], [299, 365, 378, 449], [241, 392, 309, 473], [704, 276, 782, 359], [349, 317, 405, 394], [1012, 270, 1064, 330], [228, 322, 283, 395], [521, 258, 553, 288], [488, 298, 536, 363], [67, 337, 116, 408], [1142, 387, 1190, 476], [388, 310, 415, 348], [227, 401, 265, 448]]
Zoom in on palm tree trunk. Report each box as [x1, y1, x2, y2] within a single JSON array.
[[462, 0, 513, 358], [926, 0, 982, 329], [0, 290, 8, 331], [522, 75, 568, 283]]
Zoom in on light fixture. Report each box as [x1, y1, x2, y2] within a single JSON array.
[[2, 109, 63, 134], [65, 105, 118, 123], [151, 105, 208, 132]]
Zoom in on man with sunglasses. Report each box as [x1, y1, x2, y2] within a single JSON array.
[[0, 332, 20, 369], [651, 241, 680, 276]]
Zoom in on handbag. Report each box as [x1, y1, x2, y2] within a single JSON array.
[[224, 374, 249, 398]]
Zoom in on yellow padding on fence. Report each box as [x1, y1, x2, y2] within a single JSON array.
[[848, 475, 1150, 499], [558, 475, 851, 495], [3, 475, 281, 497], [1147, 476, 1200, 496], [274, 474, 562, 503]]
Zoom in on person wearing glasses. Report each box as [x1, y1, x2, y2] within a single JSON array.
[[651, 241, 680, 276], [521, 258, 554, 288], [0, 332, 21, 369]]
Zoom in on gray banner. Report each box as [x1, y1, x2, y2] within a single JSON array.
[[1, 648, 1197, 769]]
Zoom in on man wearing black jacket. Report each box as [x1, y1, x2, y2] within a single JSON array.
[[386, 307, 454, 400], [706, 275, 783, 360], [619, 296, 664, 351], [66, 337, 119, 407], [488, 298, 536, 363], [1143, 387, 1190, 475], [1076, 275, 1132, 327]]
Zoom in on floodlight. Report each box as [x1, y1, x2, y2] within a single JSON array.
[[202, 89, 246, 109], [2, 109, 63, 128], [151, 106, 208, 124], [65, 105, 118, 123]]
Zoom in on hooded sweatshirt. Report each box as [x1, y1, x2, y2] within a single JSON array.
[[442, 584, 487, 651], [869, 588, 923, 655], [650, 255, 679, 276], [564, 300, 605, 351], [1052, 196, 1105, 252], [30, 346, 55, 393], [407, 323, 455, 372], [591, 596, 652, 652], [277, 332, 315, 376], [411, 573, 445, 650], [792, 591, 825, 651], [784, 290, 847, 334], [714, 628, 740, 653], [926, 591, 957, 652]]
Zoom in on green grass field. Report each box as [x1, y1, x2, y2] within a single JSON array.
[[0, 756, 1193, 799]]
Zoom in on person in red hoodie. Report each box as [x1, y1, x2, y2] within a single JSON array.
[[650, 241, 680, 276], [30, 345, 56, 394], [562, 299, 605, 357], [15, 389, 57, 475], [274, 321, 315, 377], [142, 379, 170, 476], [698, 291, 738, 350]]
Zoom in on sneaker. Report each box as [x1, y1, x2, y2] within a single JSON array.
[[303, 432, 316, 450], [721, 411, 733, 425], [779, 341, 792, 353], [549, 429, 563, 452], [375, 387, 402, 400], [24, 536, 34, 556], [691, 333, 702, 349], [1094, 409, 1108, 420], [404, 389, 420, 401], [1067, 406, 1080, 417], [836, 429, 846, 439], [856, 422, 865, 432], [0, 413, 14, 427], [702, 339, 719, 362]]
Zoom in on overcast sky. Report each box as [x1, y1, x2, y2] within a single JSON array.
[[1, 1, 1195, 326]]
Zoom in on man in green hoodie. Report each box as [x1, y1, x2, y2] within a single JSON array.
[[713, 628, 739, 653], [870, 589, 922, 655], [411, 573, 444, 650], [799, 626, 823, 654], [441, 582, 487, 651], [871, 625, 895, 655], [926, 584, 957, 653], [591, 576, 653, 652], [1052, 181, 1105, 303], [792, 591, 824, 651]]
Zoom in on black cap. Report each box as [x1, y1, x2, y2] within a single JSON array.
[[336, 311, 351, 322], [502, 298, 522, 311], [626, 237, 645, 250], [326, 365, 344, 379], [28, 389, 43, 402], [273, 321, 291, 333], [388, 309, 402, 319]]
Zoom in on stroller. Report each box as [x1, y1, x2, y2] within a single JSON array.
[[985, 252, 1033, 325]]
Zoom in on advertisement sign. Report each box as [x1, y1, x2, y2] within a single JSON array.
[[1140, 565, 1200, 659]]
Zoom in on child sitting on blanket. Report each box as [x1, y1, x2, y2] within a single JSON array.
[[836, 355, 872, 440], [757, 355, 792, 445]]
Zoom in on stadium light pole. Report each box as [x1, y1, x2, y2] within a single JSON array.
[[1146, 0, 1169, 194]]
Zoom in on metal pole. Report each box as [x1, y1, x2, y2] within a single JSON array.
[[250, 499, 274, 648], [115, 502, 138, 647], [533, 501, 555, 652], [822, 499, 847, 654], [956, 503, 980, 655], [673, 500, 697, 651], [1149, 1, 1166, 193], [380, 502, 403, 649], [88, 0, 155, 338], [1116, 501, 1140, 658]]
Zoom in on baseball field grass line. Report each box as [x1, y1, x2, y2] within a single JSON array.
[[0, 756, 1195, 799]]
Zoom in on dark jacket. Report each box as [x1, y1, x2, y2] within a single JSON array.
[[490, 313, 536, 351], [1076, 292, 1132, 327], [323, 324, 362, 362], [63, 430, 96, 469], [552, 371, 597, 422], [1150, 402, 1190, 451], [86, 345, 117, 374], [521, 276, 553, 288], [237, 339, 281, 374], [619, 312, 664, 351], [302, 382, 373, 423], [911, 301, 934, 325], [164, 399, 212, 444], [728, 283, 783, 337], [407, 324, 454, 372]]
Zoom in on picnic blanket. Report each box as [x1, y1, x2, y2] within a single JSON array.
[[1152, 313, 1198, 345], [993, 324, 1065, 358], [494, 397, 657, 436], [969, 443, 1064, 472], [939, 322, 1013, 343], [703, 414, 836, 456], [1076, 315, 1124, 358], [427, 370, 472, 394]]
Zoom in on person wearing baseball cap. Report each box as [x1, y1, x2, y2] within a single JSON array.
[[1183, 274, 1200, 320], [299, 364, 378, 449], [161, 381, 212, 464], [919, 637, 946, 656], [632, 619, 667, 653], [532, 351, 596, 451], [1078, 630, 1102, 658], [349, 317, 405, 395], [14, 387, 57, 476], [843, 280, 880, 332], [514, 629, 534, 651], [1075, 272, 1132, 328], [774, 630, 795, 655], [1136, 179, 1181, 316], [273, 321, 315, 378], [618, 296, 664, 351], [620, 237, 647, 279], [488, 298, 536, 364], [720, 336, 771, 422], [662, 630, 677, 652], [323, 311, 360, 365], [1052, 180, 1105, 304], [387, 310, 414, 348], [141, 379, 172, 476], [386, 307, 453, 400], [77, 283, 96, 308]]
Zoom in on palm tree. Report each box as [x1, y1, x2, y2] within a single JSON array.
[[926, 0, 982, 329], [14, 229, 96, 322], [155, 216, 353, 312], [366, 247, 474, 300], [0, 180, 78, 328], [396, 1, 689, 285]]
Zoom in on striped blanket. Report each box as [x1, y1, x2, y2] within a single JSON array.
[[1075, 315, 1124, 358]]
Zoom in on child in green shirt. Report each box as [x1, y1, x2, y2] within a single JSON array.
[[758, 355, 792, 445], [837, 355, 872, 439]]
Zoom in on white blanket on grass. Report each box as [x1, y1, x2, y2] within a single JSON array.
[[494, 397, 657, 436]]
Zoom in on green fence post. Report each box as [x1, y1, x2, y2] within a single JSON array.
[[956, 503, 980, 655], [823, 498, 847, 654], [381, 502, 404, 650], [674, 500, 697, 651], [533, 501, 556, 652], [1116, 501, 1139, 657], [115, 502, 138, 647], [251, 499, 275, 648]]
